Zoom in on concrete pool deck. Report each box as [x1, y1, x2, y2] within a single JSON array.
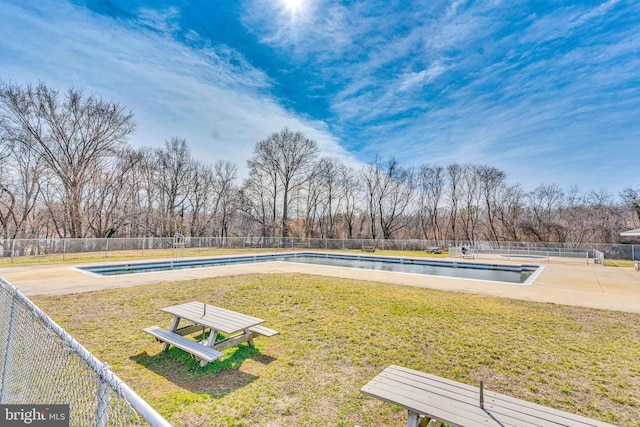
[[1, 253, 639, 313]]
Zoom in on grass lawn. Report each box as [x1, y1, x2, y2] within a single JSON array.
[[605, 259, 637, 268], [33, 273, 640, 426]]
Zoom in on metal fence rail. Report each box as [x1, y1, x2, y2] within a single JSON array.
[[1, 237, 637, 261], [0, 276, 171, 427]]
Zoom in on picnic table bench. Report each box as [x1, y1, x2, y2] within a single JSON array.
[[362, 245, 376, 253], [361, 365, 615, 427], [144, 301, 278, 367]]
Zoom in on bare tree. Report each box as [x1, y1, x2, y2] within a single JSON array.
[[361, 159, 381, 239], [379, 162, 415, 240], [315, 157, 348, 238], [522, 184, 566, 242], [84, 148, 140, 237], [362, 158, 416, 240], [155, 137, 194, 236], [416, 165, 445, 241], [247, 128, 318, 237], [131, 147, 160, 237], [0, 82, 135, 237], [0, 168, 14, 240], [240, 166, 278, 238], [39, 176, 67, 238], [340, 166, 362, 239], [621, 187, 640, 224], [212, 160, 238, 238], [476, 165, 507, 242], [445, 163, 463, 242], [494, 184, 524, 241], [186, 161, 216, 237], [458, 165, 481, 242], [0, 143, 43, 240], [580, 189, 623, 243], [301, 164, 322, 238], [0, 125, 11, 162]]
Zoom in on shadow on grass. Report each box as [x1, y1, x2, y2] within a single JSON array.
[[131, 343, 276, 398]]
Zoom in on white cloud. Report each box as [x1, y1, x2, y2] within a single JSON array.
[[0, 0, 360, 175], [521, 0, 622, 44], [138, 7, 181, 33], [398, 61, 448, 92], [242, 0, 362, 61], [571, 0, 620, 29], [2, 0, 638, 193]]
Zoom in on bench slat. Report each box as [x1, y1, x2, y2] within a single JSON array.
[[248, 325, 279, 337], [143, 326, 223, 362], [367, 374, 567, 427], [362, 366, 616, 427], [380, 367, 607, 427], [364, 379, 511, 427]]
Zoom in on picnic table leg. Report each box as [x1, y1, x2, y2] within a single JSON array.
[[408, 413, 434, 427], [197, 330, 220, 367], [163, 316, 181, 351], [407, 411, 420, 427], [247, 329, 254, 346], [206, 330, 218, 347]]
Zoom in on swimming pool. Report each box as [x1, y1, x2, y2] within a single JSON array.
[[76, 252, 541, 284]]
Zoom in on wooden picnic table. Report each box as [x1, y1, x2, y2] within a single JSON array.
[[144, 301, 278, 367], [361, 365, 615, 427]]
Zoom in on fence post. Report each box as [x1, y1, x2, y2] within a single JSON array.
[[105, 238, 109, 257], [11, 239, 15, 263], [62, 239, 66, 261]]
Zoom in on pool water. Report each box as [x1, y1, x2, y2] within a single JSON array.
[[76, 252, 539, 285], [282, 255, 537, 283]]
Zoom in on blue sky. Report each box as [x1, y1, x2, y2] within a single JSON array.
[[1, 0, 639, 193]]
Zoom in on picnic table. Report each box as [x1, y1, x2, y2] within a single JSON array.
[[361, 365, 615, 427], [144, 301, 278, 367]]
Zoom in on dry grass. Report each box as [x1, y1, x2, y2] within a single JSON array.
[[605, 259, 636, 268], [33, 273, 640, 426]]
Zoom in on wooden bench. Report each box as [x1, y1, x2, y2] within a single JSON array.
[[143, 326, 224, 363], [247, 325, 279, 346], [248, 325, 279, 337], [361, 365, 615, 427], [425, 247, 443, 254], [362, 245, 376, 253]]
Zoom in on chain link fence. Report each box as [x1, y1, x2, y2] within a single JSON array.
[[1, 236, 637, 261], [0, 276, 171, 427]]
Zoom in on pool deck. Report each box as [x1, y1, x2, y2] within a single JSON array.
[[1, 252, 639, 313]]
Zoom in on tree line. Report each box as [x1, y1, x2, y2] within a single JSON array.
[[1, 82, 639, 243]]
